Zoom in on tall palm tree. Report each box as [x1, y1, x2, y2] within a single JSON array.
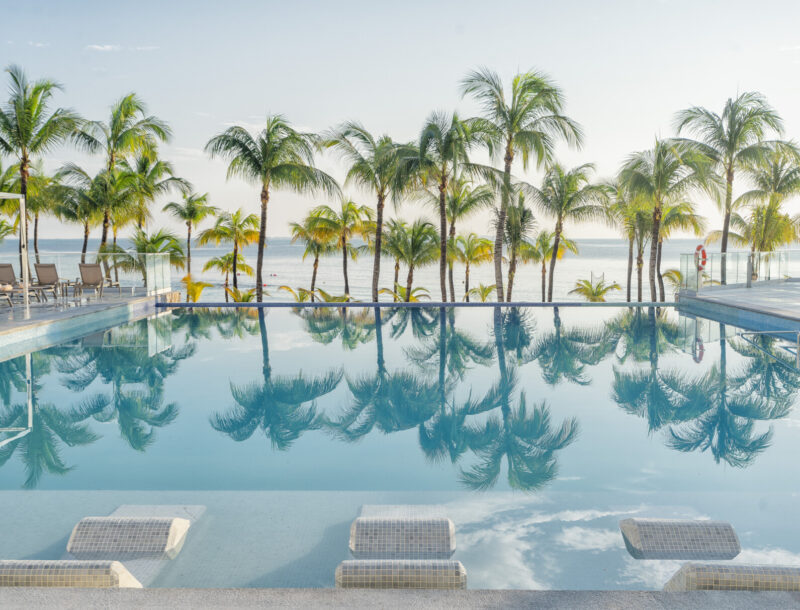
[[197, 209, 259, 289], [203, 252, 253, 300], [0, 65, 80, 261], [212, 309, 342, 449], [503, 193, 537, 301], [605, 180, 644, 302], [206, 115, 338, 301], [520, 230, 577, 303], [75, 93, 171, 250], [324, 123, 402, 301], [675, 92, 785, 281], [620, 139, 711, 301], [19, 162, 60, 262], [394, 219, 439, 302], [53, 165, 107, 262], [453, 233, 493, 301], [289, 211, 336, 300], [163, 192, 218, 276], [461, 67, 583, 301], [124, 154, 189, 230], [400, 112, 483, 301], [529, 163, 606, 301], [307, 198, 373, 297], [381, 218, 407, 301]]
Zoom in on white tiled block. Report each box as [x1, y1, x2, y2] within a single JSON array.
[[619, 518, 740, 560], [664, 563, 800, 592], [0, 560, 142, 588], [67, 517, 191, 559], [335, 560, 467, 589], [350, 517, 456, 559]]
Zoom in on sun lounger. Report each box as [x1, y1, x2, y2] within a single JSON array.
[[33, 263, 63, 300], [0, 263, 41, 303]]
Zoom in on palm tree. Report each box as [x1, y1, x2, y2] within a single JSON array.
[[211, 309, 342, 449], [503, 193, 537, 301], [18, 162, 60, 262], [118, 228, 185, 284], [289, 211, 335, 300], [307, 198, 373, 297], [569, 278, 620, 302], [656, 201, 706, 297], [620, 139, 712, 301], [203, 253, 253, 300], [453, 233, 493, 301], [467, 283, 496, 303], [207, 116, 338, 301], [324, 123, 402, 301], [675, 92, 786, 281], [0, 65, 80, 260], [197, 209, 259, 289], [461, 67, 583, 301], [605, 180, 644, 302], [381, 219, 407, 301], [52, 165, 106, 262], [75, 93, 171, 250], [520, 230, 577, 303], [163, 192, 218, 276], [400, 112, 484, 301], [123, 154, 189, 230], [394, 219, 439, 302], [529, 163, 606, 301]]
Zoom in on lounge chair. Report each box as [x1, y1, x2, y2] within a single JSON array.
[[77, 263, 105, 298], [34, 263, 63, 300], [0, 263, 41, 303]]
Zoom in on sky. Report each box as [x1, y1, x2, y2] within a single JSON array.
[[3, 0, 800, 240]]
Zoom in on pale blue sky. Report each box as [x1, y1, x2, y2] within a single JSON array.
[[4, 0, 800, 238]]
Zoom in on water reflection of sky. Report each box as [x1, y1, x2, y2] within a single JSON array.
[[1, 305, 800, 589]]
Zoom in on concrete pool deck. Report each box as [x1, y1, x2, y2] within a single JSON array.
[[0, 293, 157, 361], [679, 280, 800, 331], [1, 588, 799, 609]]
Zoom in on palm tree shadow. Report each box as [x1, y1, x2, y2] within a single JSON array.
[[245, 519, 351, 588]]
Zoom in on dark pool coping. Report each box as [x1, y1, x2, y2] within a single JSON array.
[[1, 588, 798, 609]]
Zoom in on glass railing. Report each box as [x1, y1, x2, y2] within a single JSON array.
[[679, 250, 799, 292], [0, 251, 171, 298]]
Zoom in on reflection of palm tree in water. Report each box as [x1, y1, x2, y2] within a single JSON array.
[[212, 309, 342, 450], [459, 307, 579, 491], [667, 323, 792, 467], [0, 353, 99, 488], [300, 307, 375, 351]]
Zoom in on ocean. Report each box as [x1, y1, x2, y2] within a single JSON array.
[[0, 237, 703, 302]]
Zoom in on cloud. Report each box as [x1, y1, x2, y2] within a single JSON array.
[[194, 111, 212, 118], [28, 41, 49, 48], [133, 46, 159, 52], [556, 526, 623, 552], [85, 44, 121, 52]]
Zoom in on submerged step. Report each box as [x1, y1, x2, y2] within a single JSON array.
[[0, 560, 142, 588], [619, 518, 740, 560], [67, 517, 191, 559], [664, 563, 800, 592], [335, 559, 467, 589], [350, 517, 456, 559]]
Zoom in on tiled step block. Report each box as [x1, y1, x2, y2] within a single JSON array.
[[350, 517, 456, 559], [619, 518, 740, 560], [0, 560, 142, 588], [67, 517, 191, 559], [335, 559, 467, 589], [664, 563, 800, 592]]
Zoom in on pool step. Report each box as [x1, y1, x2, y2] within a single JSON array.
[[67, 517, 191, 560], [335, 559, 467, 589], [0, 560, 142, 588], [664, 563, 800, 592], [619, 518, 740, 560], [350, 504, 456, 559]]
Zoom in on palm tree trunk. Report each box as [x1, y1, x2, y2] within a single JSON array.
[[656, 239, 665, 302], [224, 271, 229, 302], [256, 186, 269, 302], [100, 209, 111, 280], [405, 265, 414, 302], [232, 242, 239, 289], [720, 168, 733, 284], [310, 255, 319, 302], [506, 251, 517, 302], [626, 237, 633, 302], [541, 260, 547, 303], [371, 193, 385, 302], [464, 263, 470, 302], [636, 247, 643, 303], [112, 230, 119, 284], [438, 306, 446, 412], [648, 203, 661, 302], [33, 213, 40, 264], [81, 223, 89, 264], [438, 181, 447, 302], [547, 221, 562, 302], [342, 234, 350, 297], [494, 145, 513, 302], [18, 160, 29, 278], [448, 221, 456, 302], [186, 222, 192, 277], [393, 259, 400, 302], [375, 306, 385, 374]]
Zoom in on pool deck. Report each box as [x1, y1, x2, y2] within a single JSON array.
[[0, 588, 798, 609], [0, 293, 157, 361], [679, 280, 800, 331]]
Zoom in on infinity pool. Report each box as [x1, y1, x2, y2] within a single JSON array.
[[1, 305, 799, 589]]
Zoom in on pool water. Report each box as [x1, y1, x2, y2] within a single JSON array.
[[1, 305, 799, 589]]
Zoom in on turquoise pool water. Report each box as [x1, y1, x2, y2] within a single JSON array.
[[1, 305, 799, 589]]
